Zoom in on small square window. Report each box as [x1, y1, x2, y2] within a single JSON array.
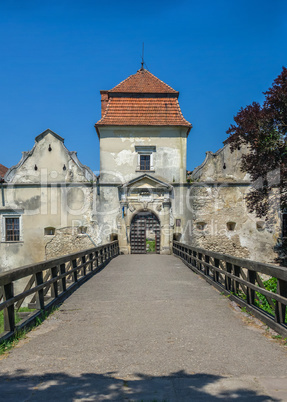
[[196, 222, 207, 230], [44, 227, 55, 236], [227, 222, 236, 231], [140, 155, 150, 171], [6, 217, 20, 241]]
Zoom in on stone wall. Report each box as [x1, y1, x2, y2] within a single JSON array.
[[185, 144, 281, 264], [45, 227, 96, 259]]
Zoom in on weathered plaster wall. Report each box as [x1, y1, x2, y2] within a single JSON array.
[[0, 131, 99, 273], [182, 144, 281, 263], [0, 184, 100, 272], [94, 185, 120, 245], [99, 126, 187, 183], [191, 144, 250, 182]]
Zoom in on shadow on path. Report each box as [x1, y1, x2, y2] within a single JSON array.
[[0, 370, 279, 401]]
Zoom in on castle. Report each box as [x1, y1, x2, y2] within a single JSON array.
[[0, 68, 282, 272]]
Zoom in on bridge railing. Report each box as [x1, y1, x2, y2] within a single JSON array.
[[173, 241, 287, 337], [0, 241, 119, 341]]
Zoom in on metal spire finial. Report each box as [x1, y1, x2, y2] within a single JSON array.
[[141, 42, 144, 70]]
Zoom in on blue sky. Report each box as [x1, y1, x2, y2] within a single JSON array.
[[0, 0, 286, 173]]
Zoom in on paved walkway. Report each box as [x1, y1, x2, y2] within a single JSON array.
[[0, 255, 287, 401]]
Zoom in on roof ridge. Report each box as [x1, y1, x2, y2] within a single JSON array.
[[142, 69, 177, 94], [108, 69, 178, 94], [109, 72, 135, 92]]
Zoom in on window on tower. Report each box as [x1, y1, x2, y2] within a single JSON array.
[[135, 146, 156, 172], [140, 154, 150, 171]]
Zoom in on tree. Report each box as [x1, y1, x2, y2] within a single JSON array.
[[226, 67, 287, 219]]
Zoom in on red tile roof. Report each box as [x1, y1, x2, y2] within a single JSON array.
[[109, 69, 178, 94], [97, 97, 191, 126], [95, 68, 191, 133], [0, 163, 8, 178]]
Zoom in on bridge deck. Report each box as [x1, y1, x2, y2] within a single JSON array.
[[1, 255, 287, 401]]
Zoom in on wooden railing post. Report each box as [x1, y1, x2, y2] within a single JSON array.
[[198, 253, 202, 271], [50, 266, 58, 298], [82, 255, 87, 276], [204, 255, 210, 276], [89, 253, 94, 271], [59, 263, 66, 293], [232, 265, 240, 294], [246, 269, 256, 305], [72, 259, 78, 283], [225, 262, 232, 291], [95, 251, 99, 268], [109, 245, 112, 259], [187, 248, 191, 264], [35, 271, 45, 310], [3, 283, 15, 332], [192, 251, 197, 267], [275, 279, 287, 324], [214, 259, 219, 282]]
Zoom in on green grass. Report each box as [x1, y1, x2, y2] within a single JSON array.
[[0, 307, 35, 334], [146, 240, 156, 253], [0, 306, 58, 355]]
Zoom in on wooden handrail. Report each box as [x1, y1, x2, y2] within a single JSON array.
[[173, 241, 287, 337], [0, 241, 119, 340]]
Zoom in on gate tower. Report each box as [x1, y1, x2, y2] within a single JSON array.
[[95, 67, 192, 254]]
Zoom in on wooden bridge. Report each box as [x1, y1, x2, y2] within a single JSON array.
[[0, 242, 287, 400]]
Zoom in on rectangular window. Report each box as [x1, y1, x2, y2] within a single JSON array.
[[6, 217, 20, 241], [176, 219, 181, 227], [135, 146, 155, 172], [140, 155, 150, 171]]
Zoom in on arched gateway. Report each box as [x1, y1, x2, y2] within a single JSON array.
[[130, 212, 160, 254]]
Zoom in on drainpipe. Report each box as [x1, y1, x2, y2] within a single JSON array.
[[1, 182, 5, 207], [82, 233, 97, 247]]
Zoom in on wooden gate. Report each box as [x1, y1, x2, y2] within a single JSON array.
[[130, 212, 160, 254]]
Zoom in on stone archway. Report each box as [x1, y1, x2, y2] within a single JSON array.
[[130, 211, 160, 254]]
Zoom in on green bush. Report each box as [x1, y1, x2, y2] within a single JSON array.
[[255, 277, 277, 316]]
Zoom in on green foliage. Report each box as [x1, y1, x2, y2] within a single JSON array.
[[146, 239, 156, 253], [255, 277, 277, 316], [0, 328, 27, 354], [0, 311, 3, 335], [272, 334, 282, 340], [227, 67, 287, 221]]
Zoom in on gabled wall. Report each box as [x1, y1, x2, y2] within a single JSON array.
[[0, 130, 98, 273], [6, 130, 93, 184], [180, 143, 281, 264]]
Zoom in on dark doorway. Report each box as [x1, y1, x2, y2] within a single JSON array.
[[130, 212, 160, 254]]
